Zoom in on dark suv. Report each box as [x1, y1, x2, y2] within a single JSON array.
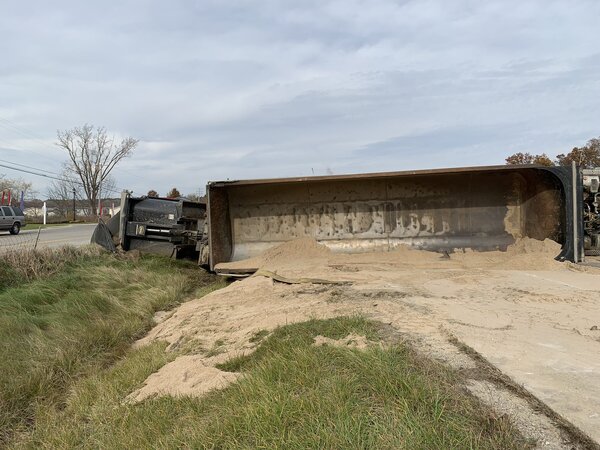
[[0, 206, 26, 235]]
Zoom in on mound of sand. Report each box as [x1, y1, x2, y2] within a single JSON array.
[[450, 238, 563, 270], [218, 236, 564, 276], [216, 237, 331, 272], [506, 237, 562, 255], [126, 234, 600, 442], [129, 236, 571, 403], [127, 355, 241, 402]]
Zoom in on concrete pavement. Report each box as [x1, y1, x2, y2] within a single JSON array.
[[13, 223, 97, 248]]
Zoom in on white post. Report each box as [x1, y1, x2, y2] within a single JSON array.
[[42, 201, 47, 225]]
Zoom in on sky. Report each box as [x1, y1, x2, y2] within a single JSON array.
[[1, 0, 599, 198]]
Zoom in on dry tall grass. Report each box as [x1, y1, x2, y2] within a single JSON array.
[[0, 252, 221, 445], [0, 245, 104, 289]]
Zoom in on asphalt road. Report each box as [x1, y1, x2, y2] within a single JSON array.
[[14, 223, 97, 249]]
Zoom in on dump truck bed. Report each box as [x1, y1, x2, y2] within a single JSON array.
[[206, 165, 582, 272]]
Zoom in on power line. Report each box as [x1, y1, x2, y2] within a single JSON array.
[[0, 162, 70, 182], [0, 148, 123, 195], [0, 157, 59, 175], [0, 118, 132, 195], [0, 116, 58, 148], [0, 161, 123, 195], [0, 117, 65, 167], [0, 141, 63, 166]]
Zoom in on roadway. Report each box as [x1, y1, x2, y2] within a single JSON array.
[[13, 223, 97, 248]]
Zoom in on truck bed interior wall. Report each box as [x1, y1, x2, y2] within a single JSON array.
[[207, 166, 578, 270], [208, 187, 233, 268]]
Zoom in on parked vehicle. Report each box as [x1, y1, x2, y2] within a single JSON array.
[[0, 206, 26, 235]]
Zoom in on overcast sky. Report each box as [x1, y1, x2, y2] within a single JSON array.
[[1, 0, 599, 197]]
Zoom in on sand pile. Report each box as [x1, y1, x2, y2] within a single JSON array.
[[329, 243, 444, 269], [135, 276, 342, 352], [126, 235, 600, 442], [217, 237, 564, 276], [216, 237, 331, 272], [449, 238, 563, 270], [257, 237, 331, 263], [130, 270, 447, 401], [130, 276, 375, 401], [128, 236, 575, 402], [506, 237, 562, 255], [127, 355, 241, 402]]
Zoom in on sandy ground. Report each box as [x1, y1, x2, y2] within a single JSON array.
[[133, 238, 600, 447]]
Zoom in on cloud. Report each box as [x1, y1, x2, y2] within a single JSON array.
[[1, 0, 599, 197]]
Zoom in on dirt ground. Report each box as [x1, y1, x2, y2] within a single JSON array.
[[134, 238, 600, 448]]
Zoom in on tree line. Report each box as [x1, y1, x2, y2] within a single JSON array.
[[146, 188, 204, 202], [8, 125, 599, 221], [506, 137, 600, 168]]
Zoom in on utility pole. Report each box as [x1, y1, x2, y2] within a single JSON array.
[[72, 187, 76, 222], [97, 180, 102, 217]]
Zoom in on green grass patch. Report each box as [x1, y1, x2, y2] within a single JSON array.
[[28, 223, 73, 228], [0, 253, 220, 445], [15, 317, 529, 449], [248, 328, 269, 344]]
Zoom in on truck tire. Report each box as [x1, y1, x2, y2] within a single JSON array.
[[9, 222, 20, 235]]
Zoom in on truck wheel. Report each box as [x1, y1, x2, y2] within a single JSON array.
[[9, 223, 20, 235]]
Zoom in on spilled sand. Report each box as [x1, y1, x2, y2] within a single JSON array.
[[130, 238, 600, 445]]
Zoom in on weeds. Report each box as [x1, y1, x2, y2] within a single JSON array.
[[249, 328, 270, 343], [205, 338, 227, 357], [15, 317, 529, 449], [0, 252, 219, 445], [0, 245, 104, 290]]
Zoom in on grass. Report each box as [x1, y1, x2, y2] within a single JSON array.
[[27, 223, 74, 228], [0, 245, 104, 290], [13, 317, 529, 449], [205, 338, 228, 357], [249, 328, 270, 343], [0, 252, 223, 446]]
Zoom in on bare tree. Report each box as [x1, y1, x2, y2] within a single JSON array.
[[46, 169, 83, 219], [24, 190, 43, 217], [185, 188, 204, 203], [185, 192, 205, 202], [56, 124, 138, 215]]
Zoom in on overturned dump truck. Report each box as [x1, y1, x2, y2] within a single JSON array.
[[93, 164, 598, 272], [92, 193, 207, 259]]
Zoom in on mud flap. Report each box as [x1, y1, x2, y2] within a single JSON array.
[[91, 220, 117, 252]]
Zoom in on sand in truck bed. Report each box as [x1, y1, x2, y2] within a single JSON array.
[[133, 237, 600, 444]]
